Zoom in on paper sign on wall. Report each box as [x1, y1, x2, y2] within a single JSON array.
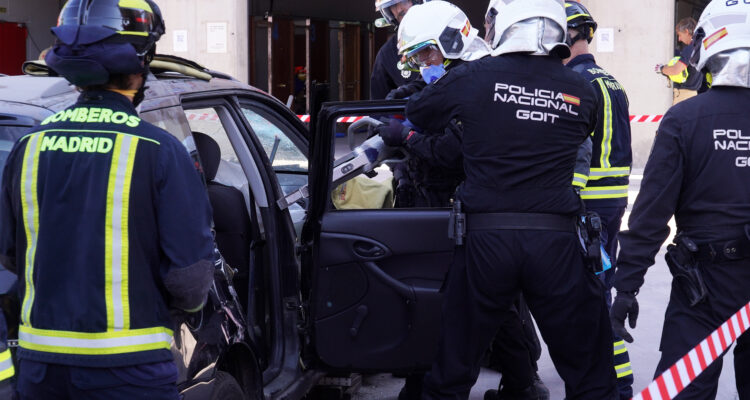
[[596, 28, 614, 53], [207, 22, 228, 54], [0, 0, 8, 14], [173, 30, 188, 53]]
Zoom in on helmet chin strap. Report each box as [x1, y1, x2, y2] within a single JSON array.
[[133, 70, 149, 107], [565, 28, 587, 47]]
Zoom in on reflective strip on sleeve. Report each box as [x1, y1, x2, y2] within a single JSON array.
[[589, 167, 631, 181], [0, 349, 13, 381], [580, 185, 628, 199], [572, 173, 589, 188], [20, 133, 45, 325], [595, 78, 614, 169], [106, 135, 139, 331], [19, 325, 173, 355], [614, 339, 628, 355], [615, 361, 633, 378]]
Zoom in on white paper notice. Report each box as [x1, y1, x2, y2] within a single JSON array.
[[596, 28, 614, 53], [173, 30, 188, 53], [0, 0, 8, 13], [207, 23, 228, 54]]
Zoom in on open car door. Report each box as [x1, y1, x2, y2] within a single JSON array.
[[301, 101, 455, 372]]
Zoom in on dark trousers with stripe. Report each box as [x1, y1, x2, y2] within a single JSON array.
[[16, 359, 179, 400], [654, 259, 750, 399], [422, 230, 617, 400], [586, 204, 634, 399]]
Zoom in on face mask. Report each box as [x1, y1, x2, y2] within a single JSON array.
[[420, 64, 446, 84]]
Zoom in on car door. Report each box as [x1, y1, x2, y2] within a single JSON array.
[[303, 101, 456, 372]]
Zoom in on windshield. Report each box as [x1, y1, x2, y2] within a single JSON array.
[[0, 125, 30, 187]]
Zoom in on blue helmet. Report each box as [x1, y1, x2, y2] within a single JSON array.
[[46, 0, 165, 87]]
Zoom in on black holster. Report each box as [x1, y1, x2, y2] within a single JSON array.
[[448, 199, 466, 246], [576, 211, 603, 273], [665, 234, 707, 307]]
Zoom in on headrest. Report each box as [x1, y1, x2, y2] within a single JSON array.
[[192, 131, 220, 181]]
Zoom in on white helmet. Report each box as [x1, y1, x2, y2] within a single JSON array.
[[375, 0, 423, 26], [690, 0, 750, 72], [484, 0, 569, 58], [397, 0, 490, 65]]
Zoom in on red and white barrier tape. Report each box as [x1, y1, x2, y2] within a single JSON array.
[[630, 115, 663, 123], [186, 111, 665, 124], [632, 301, 750, 400]]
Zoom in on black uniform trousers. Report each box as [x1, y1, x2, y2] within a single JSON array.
[[654, 257, 750, 399], [422, 230, 618, 400]]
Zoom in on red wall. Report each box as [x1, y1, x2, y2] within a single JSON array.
[[0, 22, 28, 75]]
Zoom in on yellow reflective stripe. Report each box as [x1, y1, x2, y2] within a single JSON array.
[[20, 133, 45, 325], [118, 0, 153, 12], [106, 135, 139, 331], [615, 361, 633, 378], [580, 185, 629, 199], [0, 349, 13, 381], [572, 173, 588, 188], [589, 167, 630, 180], [19, 325, 172, 356], [595, 78, 614, 169], [566, 13, 590, 21], [613, 340, 628, 355], [117, 31, 149, 37]]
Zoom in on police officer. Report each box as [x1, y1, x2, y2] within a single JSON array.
[[371, 0, 421, 100], [406, 0, 617, 398], [0, 1, 215, 398], [656, 18, 706, 104], [562, 3, 634, 398], [611, 1, 750, 398]]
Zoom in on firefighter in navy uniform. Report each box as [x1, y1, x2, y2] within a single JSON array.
[[611, 1, 750, 398], [371, 0, 421, 100], [0, 1, 215, 399], [0, 311, 14, 399], [406, 0, 617, 398], [562, 3, 634, 398]]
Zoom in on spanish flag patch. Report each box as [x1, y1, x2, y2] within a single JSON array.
[[461, 20, 471, 37], [562, 93, 581, 106], [704, 27, 728, 50]]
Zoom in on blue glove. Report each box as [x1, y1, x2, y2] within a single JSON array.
[[376, 119, 411, 146]]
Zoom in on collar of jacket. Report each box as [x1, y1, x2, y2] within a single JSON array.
[[566, 53, 596, 69], [76, 90, 138, 115]]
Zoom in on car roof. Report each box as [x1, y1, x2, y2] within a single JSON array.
[[0, 66, 275, 116]]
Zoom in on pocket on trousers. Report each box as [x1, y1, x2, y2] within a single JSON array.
[[70, 366, 126, 391], [18, 359, 47, 384], [109, 361, 179, 387]]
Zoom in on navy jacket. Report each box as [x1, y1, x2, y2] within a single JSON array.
[[567, 54, 632, 207], [616, 87, 750, 292], [0, 90, 215, 367], [371, 35, 418, 100], [406, 54, 598, 214]]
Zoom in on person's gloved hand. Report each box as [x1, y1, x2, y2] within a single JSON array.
[[386, 85, 420, 100], [376, 119, 411, 147], [610, 290, 639, 343], [654, 63, 665, 74]]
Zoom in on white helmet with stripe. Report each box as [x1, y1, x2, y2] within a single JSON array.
[[484, 0, 569, 58]]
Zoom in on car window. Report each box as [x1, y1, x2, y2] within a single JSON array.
[[185, 107, 251, 209], [240, 106, 307, 173], [325, 112, 461, 211], [0, 125, 32, 187]]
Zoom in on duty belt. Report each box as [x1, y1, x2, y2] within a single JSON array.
[[694, 239, 750, 263], [466, 213, 576, 233]]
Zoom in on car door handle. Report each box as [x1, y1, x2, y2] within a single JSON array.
[[353, 242, 386, 259]]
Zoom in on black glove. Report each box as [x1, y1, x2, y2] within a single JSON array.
[[376, 119, 411, 147], [610, 291, 639, 343], [386, 84, 422, 100]]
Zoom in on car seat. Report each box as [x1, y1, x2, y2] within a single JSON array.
[[192, 131, 251, 277]]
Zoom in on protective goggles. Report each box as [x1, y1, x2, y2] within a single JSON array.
[[688, 27, 706, 69], [484, 7, 499, 44], [400, 41, 440, 71]]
